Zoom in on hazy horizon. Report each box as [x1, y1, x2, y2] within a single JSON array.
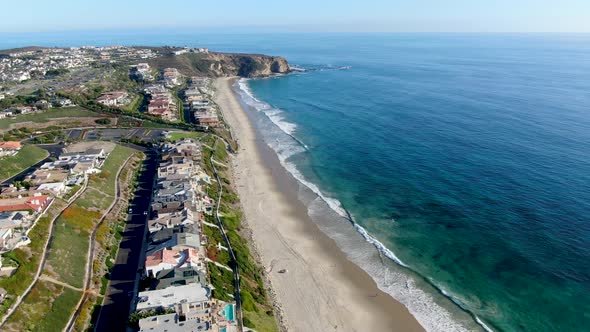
[[1, 0, 589, 34]]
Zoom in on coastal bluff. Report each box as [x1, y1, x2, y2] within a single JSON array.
[[148, 50, 290, 78]]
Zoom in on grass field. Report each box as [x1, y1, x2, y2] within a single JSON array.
[[243, 310, 279, 332], [45, 145, 134, 288], [0, 145, 48, 181], [0, 107, 100, 129], [166, 130, 204, 142], [4, 280, 82, 332], [34, 286, 82, 332], [46, 206, 100, 288], [0, 199, 68, 320]]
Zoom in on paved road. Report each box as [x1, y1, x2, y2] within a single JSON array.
[[94, 148, 158, 332]]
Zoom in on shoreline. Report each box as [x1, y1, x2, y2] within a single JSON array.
[[214, 77, 425, 331]]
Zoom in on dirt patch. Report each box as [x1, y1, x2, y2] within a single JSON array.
[[1, 117, 106, 133], [65, 141, 116, 154]]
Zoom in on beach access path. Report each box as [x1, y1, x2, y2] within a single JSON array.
[[214, 77, 425, 332]]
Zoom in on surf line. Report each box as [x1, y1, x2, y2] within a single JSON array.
[[339, 204, 496, 332]]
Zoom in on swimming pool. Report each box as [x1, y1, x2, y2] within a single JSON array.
[[224, 304, 234, 321]]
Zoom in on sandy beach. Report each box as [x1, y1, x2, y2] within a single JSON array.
[[214, 77, 425, 332]]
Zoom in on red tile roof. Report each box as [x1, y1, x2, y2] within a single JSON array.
[[0, 141, 21, 150], [0, 195, 50, 213]]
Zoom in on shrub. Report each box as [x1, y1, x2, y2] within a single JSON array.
[[241, 290, 257, 312], [243, 316, 255, 328], [95, 118, 111, 125]]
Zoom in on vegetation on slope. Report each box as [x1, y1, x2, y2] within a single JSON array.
[[202, 134, 279, 332], [0, 145, 48, 181]]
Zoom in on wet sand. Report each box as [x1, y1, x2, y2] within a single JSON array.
[[214, 77, 425, 332]]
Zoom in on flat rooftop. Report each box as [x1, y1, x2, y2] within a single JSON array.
[[137, 284, 210, 311], [139, 313, 210, 332]]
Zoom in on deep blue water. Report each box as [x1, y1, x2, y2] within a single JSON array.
[[2, 32, 590, 331]]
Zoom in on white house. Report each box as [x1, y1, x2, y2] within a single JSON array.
[[37, 182, 68, 196]]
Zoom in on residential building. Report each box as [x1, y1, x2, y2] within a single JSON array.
[[37, 182, 68, 196], [0, 194, 51, 213], [138, 313, 210, 332], [136, 284, 210, 311], [40, 148, 107, 175], [0, 141, 22, 157], [97, 91, 129, 107], [26, 169, 69, 186], [152, 266, 207, 290]]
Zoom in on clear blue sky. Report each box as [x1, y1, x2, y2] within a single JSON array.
[[1, 0, 589, 33]]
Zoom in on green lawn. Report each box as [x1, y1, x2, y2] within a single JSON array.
[[166, 131, 204, 142], [0, 107, 100, 129], [0, 145, 48, 181]]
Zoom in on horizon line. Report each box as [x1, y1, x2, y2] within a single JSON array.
[[1, 27, 590, 35]]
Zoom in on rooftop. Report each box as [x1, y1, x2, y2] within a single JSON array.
[[138, 313, 210, 332], [0, 141, 22, 150], [137, 284, 210, 311]]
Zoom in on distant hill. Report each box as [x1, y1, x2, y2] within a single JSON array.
[[0, 46, 47, 55]]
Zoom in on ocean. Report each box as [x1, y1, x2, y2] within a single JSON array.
[[2, 32, 590, 332]]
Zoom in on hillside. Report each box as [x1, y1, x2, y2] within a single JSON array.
[[147, 52, 290, 78]]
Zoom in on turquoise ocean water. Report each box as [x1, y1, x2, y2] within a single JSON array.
[[2, 32, 590, 331]]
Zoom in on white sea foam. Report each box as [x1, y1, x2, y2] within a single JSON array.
[[476, 317, 495, 332], [238, 79, 298, 137], [289, 65, 306, 72], [264, 109, 298, 136], [353, 223, 408, 267], [306, 197, 476, 332], [235, 79, 485, 332], [238, 79, 260, 102]]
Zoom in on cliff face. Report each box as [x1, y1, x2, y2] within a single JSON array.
[[148, 52, 290, 78], [206, 53, 290, 77]]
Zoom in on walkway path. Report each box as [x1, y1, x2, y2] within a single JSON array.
[[203, 220, 220, 229], [39, 275, 84, 292], [204, 258, 233, 272], [212, 159, 228, 168]]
